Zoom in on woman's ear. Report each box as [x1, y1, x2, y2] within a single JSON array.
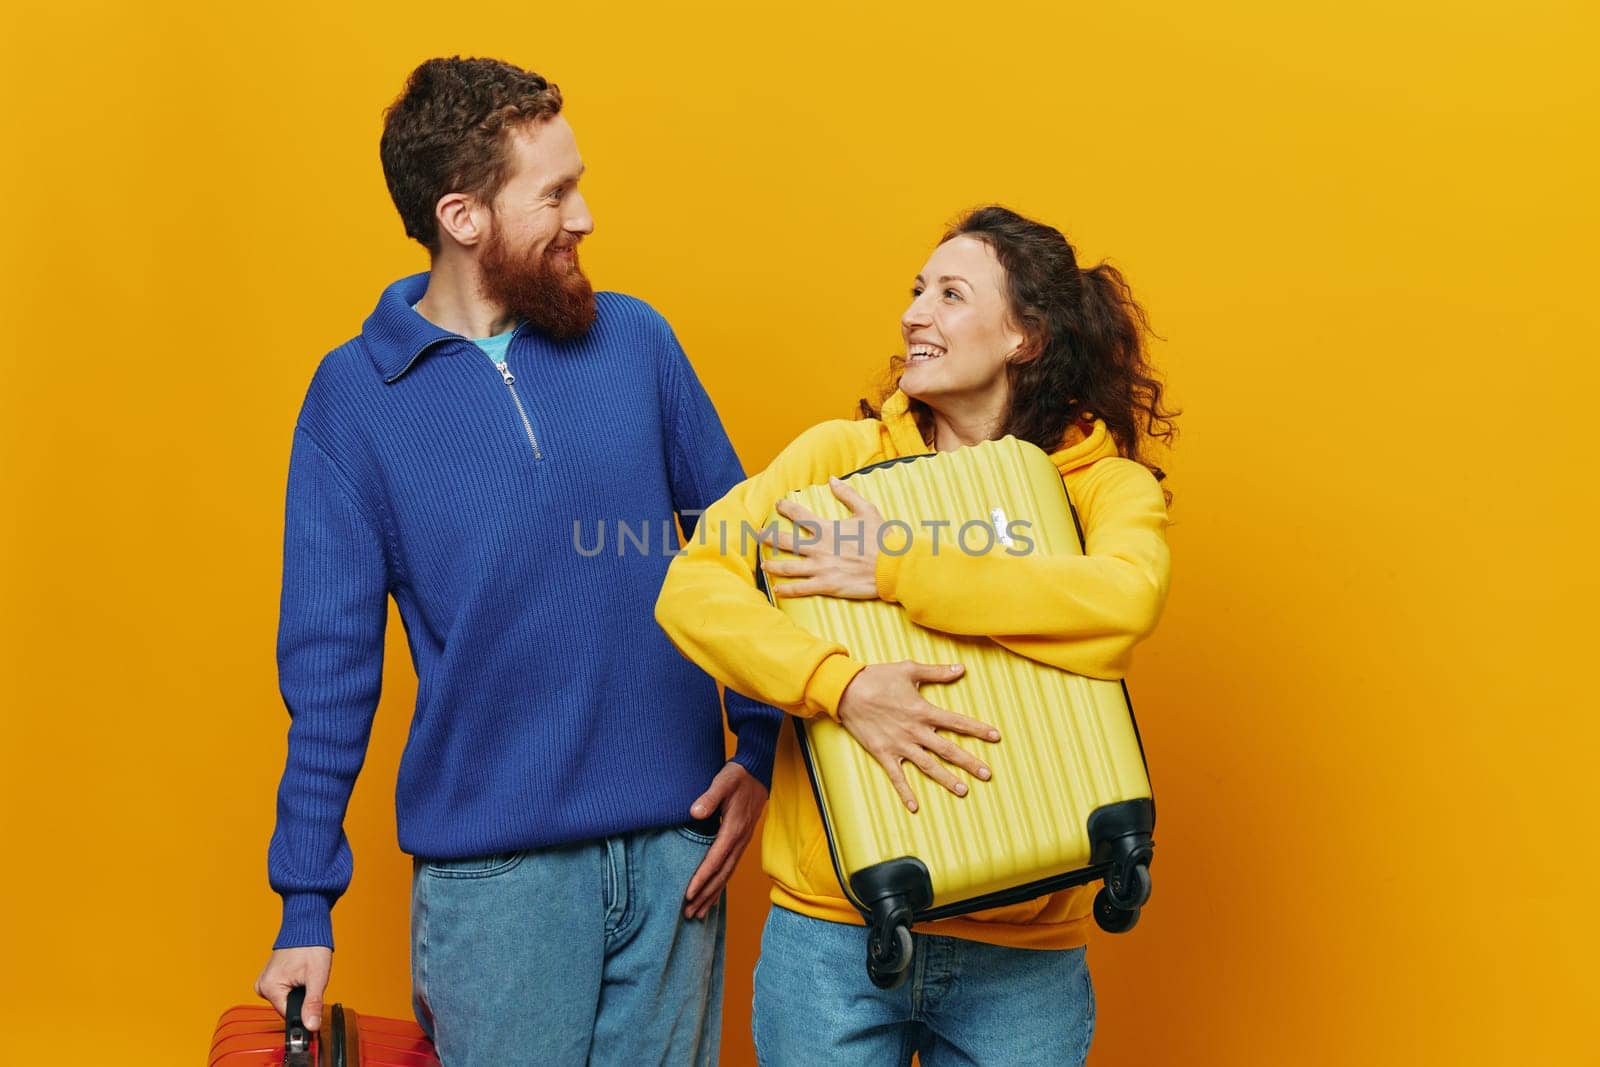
[[1008, 336, 1043, 366], [1005, 321, 1041, 366]]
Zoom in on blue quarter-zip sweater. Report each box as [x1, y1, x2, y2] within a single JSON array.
[[269, 273, 782, 949]]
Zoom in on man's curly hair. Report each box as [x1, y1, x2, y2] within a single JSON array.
[[379, 57, 565, 254]]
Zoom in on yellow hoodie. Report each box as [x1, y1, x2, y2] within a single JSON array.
[[654, 390, 1172, 949]]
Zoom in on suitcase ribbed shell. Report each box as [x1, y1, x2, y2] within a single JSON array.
[[761, 436, 1152, 912], [209, 1004, 438, 1066]]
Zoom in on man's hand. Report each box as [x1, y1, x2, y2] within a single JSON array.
[[255, 946, 333, 1032], [683, 762, 769, 920], [836, 661, 1001, 813]]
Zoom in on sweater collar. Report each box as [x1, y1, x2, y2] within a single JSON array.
[[361, 272, 462, 383], [878, 389, 1120, 474]]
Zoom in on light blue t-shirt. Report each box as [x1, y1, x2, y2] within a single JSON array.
[[413, 302, 517, 365], [473, 329, 515, 365]]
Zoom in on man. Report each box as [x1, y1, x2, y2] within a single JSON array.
[[253, 56, 778, 1066]]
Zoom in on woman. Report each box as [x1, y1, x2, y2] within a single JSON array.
[[655, 205, 1177, 1066]]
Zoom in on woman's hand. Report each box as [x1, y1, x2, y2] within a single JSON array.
[[835, 661, 1002, 812], [759, 477, 884, 600]]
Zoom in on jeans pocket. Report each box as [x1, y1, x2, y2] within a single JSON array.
[[422, 851, 524, 879], [674, 815, 721, 846]]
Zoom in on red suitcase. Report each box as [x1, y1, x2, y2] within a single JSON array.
[[210, 987, 439, 1066]]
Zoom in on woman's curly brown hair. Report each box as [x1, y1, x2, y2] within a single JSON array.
[[379, 57, 564, 254], [863, 205, 1179, 488]]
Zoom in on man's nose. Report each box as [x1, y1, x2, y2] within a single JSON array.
[[565, 190, 594, 236]]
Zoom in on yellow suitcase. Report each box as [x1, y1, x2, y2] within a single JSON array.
[[759, 436, 1156, 988]]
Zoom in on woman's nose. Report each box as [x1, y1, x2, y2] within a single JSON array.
[[901, 295, 932, 331]]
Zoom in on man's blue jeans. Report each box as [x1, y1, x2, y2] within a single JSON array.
[[752, 905, 1094, 1067], [410, 824, 725, 1065]]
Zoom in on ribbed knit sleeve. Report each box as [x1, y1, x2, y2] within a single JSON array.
[[268, 427, 389, 949], [656, 319, 783, 786]]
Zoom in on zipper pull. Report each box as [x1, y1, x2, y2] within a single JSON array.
[[495, 359, 515, 386]]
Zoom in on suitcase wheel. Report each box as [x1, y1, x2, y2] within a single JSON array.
[[1106, 861, 1152, 910], [850, 858, 933, 990], [867, 922, 914, 989], [1094, 859, 1151, 934], [1093, 886, 1142, 933]]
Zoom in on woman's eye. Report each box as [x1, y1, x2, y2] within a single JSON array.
[[944, 289, 962, 301], [911, 286, 924, 297]]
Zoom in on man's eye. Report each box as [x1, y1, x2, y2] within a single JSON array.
[[547, 187, 566, 202]]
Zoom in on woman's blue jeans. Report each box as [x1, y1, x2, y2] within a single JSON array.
[[752, 904, 1094, 1067]]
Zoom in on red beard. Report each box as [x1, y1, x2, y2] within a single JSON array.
[[478, 224, 598, 340]]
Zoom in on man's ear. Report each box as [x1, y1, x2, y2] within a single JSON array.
[[435, 193, 489, 249]]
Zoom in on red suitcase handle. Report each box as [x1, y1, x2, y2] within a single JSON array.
[[283, 987, 313, 1066]]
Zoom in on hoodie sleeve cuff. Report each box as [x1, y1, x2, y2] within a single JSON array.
[[875, 548, 904, 603], [274, 892, 336, 951], [875, 524, 916, 603], [803, 653, 866, 720]]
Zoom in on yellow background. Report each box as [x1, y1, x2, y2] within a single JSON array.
[[3, 1, 1596, 1063]]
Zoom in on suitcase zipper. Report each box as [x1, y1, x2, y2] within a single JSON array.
[[492, 355, 544, 460]]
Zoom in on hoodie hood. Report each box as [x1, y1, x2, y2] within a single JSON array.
[[877, 389, 1119, 475]]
